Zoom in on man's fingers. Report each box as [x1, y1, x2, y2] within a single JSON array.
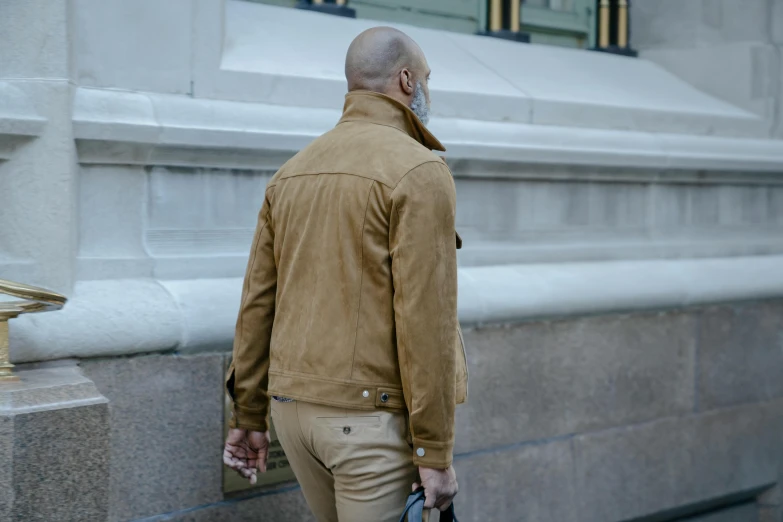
[[223, 455, 243, 470], [412, 482, 421, 492], [225, 430, 270, 480], [257, 449, 267, 473], [223, 447, 248, 470], [251, 431, 271, 474]]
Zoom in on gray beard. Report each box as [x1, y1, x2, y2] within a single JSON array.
[[410, 82, 430, 126]]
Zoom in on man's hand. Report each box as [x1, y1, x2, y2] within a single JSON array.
[[223, 428, 271, 485], [413, 465, 459, 510]]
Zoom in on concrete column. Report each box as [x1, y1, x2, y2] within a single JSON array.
[[0, 0, 79, 294]]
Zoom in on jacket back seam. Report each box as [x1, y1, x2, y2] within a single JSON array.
[[349, 180, 376, 380]]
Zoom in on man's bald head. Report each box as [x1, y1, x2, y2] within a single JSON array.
[[344, 27, 432, 124], [345, 27, 422, 92]]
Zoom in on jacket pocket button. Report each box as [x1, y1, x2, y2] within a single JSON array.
[[343, 427, 351, 435], [380, 393, 389, 403]]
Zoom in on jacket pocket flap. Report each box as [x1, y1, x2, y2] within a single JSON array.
[[375, 388, 405, 409]]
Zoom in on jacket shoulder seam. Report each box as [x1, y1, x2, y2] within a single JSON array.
[[390, 160, 450, 197]]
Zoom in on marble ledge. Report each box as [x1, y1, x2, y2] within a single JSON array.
[[0, 365, 108, 414], [8, 255, 783, 363], [71, 88, 783, 173]]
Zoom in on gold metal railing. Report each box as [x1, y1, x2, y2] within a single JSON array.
[[617, 0, 628, 48], [594, 0, 636, 56], [0, 279, 67, 381], [483, 0, 529, 43], [296, 0, 354, 17], [598, 0, 610, 48]]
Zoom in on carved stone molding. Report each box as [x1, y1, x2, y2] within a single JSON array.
[[0, 82, 46, 161]]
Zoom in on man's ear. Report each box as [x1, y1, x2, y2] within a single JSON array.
[[400, 68, 414, 95]]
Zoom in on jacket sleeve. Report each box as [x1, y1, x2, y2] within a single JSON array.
[[226, 186, 277, 432], [389, 161, 459, 469]]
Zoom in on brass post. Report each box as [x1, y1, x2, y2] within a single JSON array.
[[335, 0, 345, 5], [0, 279, 67, 382], [312, 0, 323, 4], [489, 0, 502, 32], [0, 317, 19, 382], [617, 0, 628, 48], [599, 0, 610, 48], [510, 0, 521, 33]]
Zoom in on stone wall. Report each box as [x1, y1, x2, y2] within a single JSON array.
[[3, 2, 783, 520], [632, 0, 783, 140], [4, 0, 783, 365], [79, 300, 783, 521]]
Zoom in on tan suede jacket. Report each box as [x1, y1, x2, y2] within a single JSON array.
[[226, 91, 468, 469]]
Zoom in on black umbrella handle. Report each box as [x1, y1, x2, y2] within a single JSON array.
[[398, 488, 458, 522]]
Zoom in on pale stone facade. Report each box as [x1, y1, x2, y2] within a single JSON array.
[[1, 1, 782, 520]]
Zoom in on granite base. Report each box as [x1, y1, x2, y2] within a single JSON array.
[[0, 364, 110, 521]]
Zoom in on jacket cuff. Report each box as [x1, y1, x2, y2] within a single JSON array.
[[411, 438, 454, 469], [229, 403, 269, 432]]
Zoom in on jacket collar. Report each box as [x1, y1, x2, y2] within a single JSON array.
[[338, 91, 445, 152]]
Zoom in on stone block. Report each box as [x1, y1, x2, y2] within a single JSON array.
[[0, 365, 110, 522], [631, 0, 703, 49], [0, 415, 13, 517], [680, 502, 758, 522], [773, 48, 783, 140], [760, 506, 783, 522], [71, 0, 193, 93], [80, 353, 226, 521], [78, 165, 147, 260], [774, 0, 783, 44], [759, 483, 782, 505], [697, 302, 783, 411], [641, 43, 774, 121], [0, 0, 69, 79], [158, 487, 315, 522], [455, 310, 695, 453], [572, 399, 783, 522], [12, 405, 110, 521], [632, 0, 770, 49], [453, 438, 577, 522], [760, 484, 783, 522]]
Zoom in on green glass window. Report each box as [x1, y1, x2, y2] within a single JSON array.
[[520, 0, 596, 48], [243, 0, 597, 50]]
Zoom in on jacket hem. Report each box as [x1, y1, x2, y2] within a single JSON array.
[[269, 370, 406, 412]]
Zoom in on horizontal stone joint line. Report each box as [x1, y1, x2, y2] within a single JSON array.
[[453, 432, 575, 461], [454, 395, 783, 461]]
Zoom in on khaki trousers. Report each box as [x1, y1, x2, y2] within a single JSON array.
[[271, 399, 431, 522]]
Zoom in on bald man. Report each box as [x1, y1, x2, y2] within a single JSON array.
[[224, 27, 467, 521]]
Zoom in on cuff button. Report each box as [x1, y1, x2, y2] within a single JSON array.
[[380, 393, 389, 403], [416, 448, 426, 457]]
